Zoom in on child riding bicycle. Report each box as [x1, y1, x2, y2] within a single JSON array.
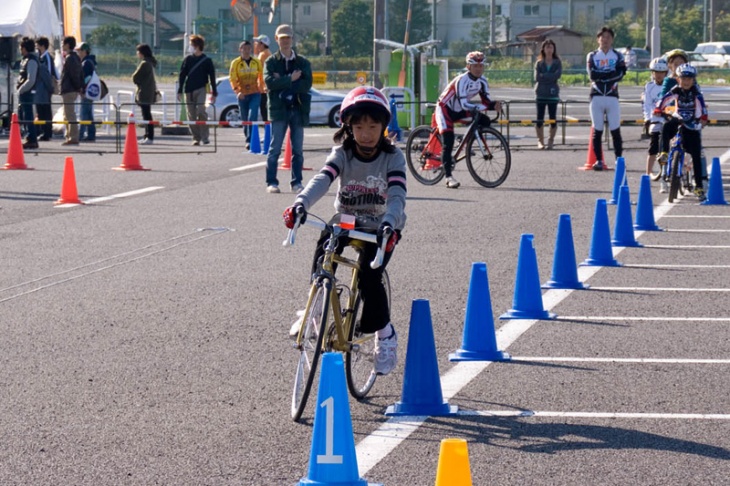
[[653, 63, 709, 201], [641, 57, 669, 190], [434, 51, 502, 189], [283, 86, 406, 376]]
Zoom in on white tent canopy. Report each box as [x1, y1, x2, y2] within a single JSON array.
[[0, 0, 62, 38]]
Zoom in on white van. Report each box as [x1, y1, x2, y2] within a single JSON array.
[[693, 42, 730, 68]]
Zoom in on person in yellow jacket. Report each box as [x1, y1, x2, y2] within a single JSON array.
[[229, 40, 263, 150]]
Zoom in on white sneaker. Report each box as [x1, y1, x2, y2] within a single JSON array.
[[445, 176, 460, 189], [139, 138, 153, 145], [373, 325, 397, 375], [660, 180, 668, 193], [291, 183, 304, 193], [289, 310, 305, 339], [267, 185, 281, 194]]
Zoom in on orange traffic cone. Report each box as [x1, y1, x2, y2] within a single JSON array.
[[113, 114, 149, 171], [578, 127, 600, 170], [55, 156, 84, 205], [278, 128, 292, 170], [3, 113, 32, 170]]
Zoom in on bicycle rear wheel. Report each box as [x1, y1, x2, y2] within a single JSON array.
[[465, 126, 511, 188], [346, 271, 391, 399], [291, 280, 330, 422], [405, 126, 446, 185], [668, 151, 682, 203]]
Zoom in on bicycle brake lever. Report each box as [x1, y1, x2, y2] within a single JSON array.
[[370, 228, 392, 269]]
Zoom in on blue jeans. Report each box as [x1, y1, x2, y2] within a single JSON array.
[[18, 92, 36, 144], [237, 93, 261, 144], [79, 98, 95, 140], [265, 108, 304, 188]]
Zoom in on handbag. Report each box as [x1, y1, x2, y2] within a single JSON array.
[[85, 71, 102, 101]]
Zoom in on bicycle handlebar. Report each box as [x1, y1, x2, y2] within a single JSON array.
[[283, 213, 388, 269]]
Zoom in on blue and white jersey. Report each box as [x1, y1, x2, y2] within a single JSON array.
[[587, 48, 626, 98]]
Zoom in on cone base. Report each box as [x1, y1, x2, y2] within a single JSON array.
[[297, 478, 378, 486], [634, 223, 663, 231], [701, 200, 728, 206], [385, 401, 458, 417], [499, 309, 557, 320], [112, 166, 151, 171], [611, 239, 643, 248], [449, 349, 511, 362], [2, 165, 33, 170], [580, 258, 622, 267], [578, 165, 614, 171], [54, 198, 84, 206], [542, 280, 589, 290]]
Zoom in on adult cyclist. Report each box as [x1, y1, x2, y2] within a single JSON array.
[[433, 51, 502, 189]]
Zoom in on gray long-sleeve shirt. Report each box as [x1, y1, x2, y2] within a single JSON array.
[[295, 145, 407, 231]]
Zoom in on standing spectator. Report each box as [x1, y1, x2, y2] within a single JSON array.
[[59, 36, 84, 146], [132, 43, 158, 145], [35, 36, 58, 141], [76, 42, 96, 142], [533, 39, 562, 150], [229, 40, 263, 150], [625, 45, 637, 69], [263, 24, 312, 194], [254, 34, 272, 122], [586, 26, 626, 171], [177, 34, 217, 146], [16, 37, 39, 150]]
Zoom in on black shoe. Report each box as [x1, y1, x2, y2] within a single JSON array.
[[39, 136, 52, 142], [22, 141, 39, 149]]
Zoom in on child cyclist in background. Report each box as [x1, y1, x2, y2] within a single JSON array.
[[641, 57, 669, 191], [653, 64, 709, 201], [283, 86, 406, 376], [434, 51, 502, 189]]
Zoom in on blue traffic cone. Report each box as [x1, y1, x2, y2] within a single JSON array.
[[702, 157, 728, 205], [262, 123, 271, 154], [500, 234, 557, 320], [386, 299, 458, 416], [634, 174, 662, 231], [581, 199, 622, 267], [612, 185, 642, 247], [542, 214, 589, 289], [608, 156, 626, 205], [387, 95, 402, 142], [297, 353, 377, 486], [248, 123, 261, 154], [450, 263, 511, 362]]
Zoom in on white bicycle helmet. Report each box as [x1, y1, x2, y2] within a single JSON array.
[[466, 51, 486, 65], [675, 63, 697, 78], [649, 58, 668, 72]]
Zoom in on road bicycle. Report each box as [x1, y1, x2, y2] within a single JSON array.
[[404, 109, 511, 188], [283, 211, 391, 422], [652, 112, 703, 203]]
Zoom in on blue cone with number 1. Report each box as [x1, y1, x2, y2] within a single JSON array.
[[298, 353, 380, 485]]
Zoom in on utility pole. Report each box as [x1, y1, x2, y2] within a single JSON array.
[[140, 0, 145, 44], [489, 0, 495, 49], [325, 0, 331, 55], [710, 0, 715, 41], [645, 0, 651, 50], [153, 0, 159, 52], [373, 0, 384, 88], [290, 0, 296, 37], [650, 0, 660, 60]]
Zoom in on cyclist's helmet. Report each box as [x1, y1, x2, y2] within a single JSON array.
[[676, 63, 697, 78], [665, 49, 688, 63], [466, 51, 486, 65], [649, 57, 668, 72], [339, 86, 391, 125]]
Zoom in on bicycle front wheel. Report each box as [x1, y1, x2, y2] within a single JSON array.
[[291, 280, 330, 422], [465, 126, 511, 188], [668, 151, 682, 203], [346, 271, 391, 399], [405, 126, 446, 185]]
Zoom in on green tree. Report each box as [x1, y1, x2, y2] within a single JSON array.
[[332, 0, 373, 57], [87, 23, 137, 50], [387, 0, 431, 45], [469, 8, 503, 49], [298, 31, 325, 56]]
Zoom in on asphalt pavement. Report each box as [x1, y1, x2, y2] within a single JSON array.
[[1, 86, 730, 485]]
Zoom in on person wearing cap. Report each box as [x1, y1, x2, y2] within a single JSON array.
[[59, 36, 84, 146], [16, 37, 39, 150], [254, 34, 272, 122], [263, 24, 312, 194], [177, 34, 218, 146], [229, 40, 263, 150], [76, 42, 97, 142]]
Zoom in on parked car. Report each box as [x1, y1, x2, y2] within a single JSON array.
[[616, 47, 651, 68], [206, 77, 344, 127], [692, 42, 730, 68], [687, 51, 711, 69]]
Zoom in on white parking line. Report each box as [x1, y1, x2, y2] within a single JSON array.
[[511, 357, 730, 364], [665, 229, 730, 233], [623, 264, 730, 268], [557, 316, 730, 322], [590, 286, 730, 292], [54, 186, 164, 208], [230, 161, 266, 172], [462, 410, 730, 420], [643, 244, 730, 249]]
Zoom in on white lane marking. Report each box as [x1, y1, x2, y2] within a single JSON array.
[[590, 286, 730, 292], [663, 215, 730, 218], [230, 161, 266, 172], [665, 229, 730, 233], [462, 410, 730, 420], [356, 149, 730, 476], [623, 264, 730, 268], [511, 357, 730, 364], [643, 244, 730, 249], [54, 186, 164, 208], [557, 316, 730, 322]]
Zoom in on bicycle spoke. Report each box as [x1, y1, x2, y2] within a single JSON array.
[[465, 127, 511, 188], [405, 126, 445, 185]]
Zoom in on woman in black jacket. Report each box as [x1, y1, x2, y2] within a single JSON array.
[[132, 44, 158, 144], [534, 39, 562, 149]]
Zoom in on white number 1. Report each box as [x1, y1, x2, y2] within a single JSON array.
[[316, 396, 343, 464]]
